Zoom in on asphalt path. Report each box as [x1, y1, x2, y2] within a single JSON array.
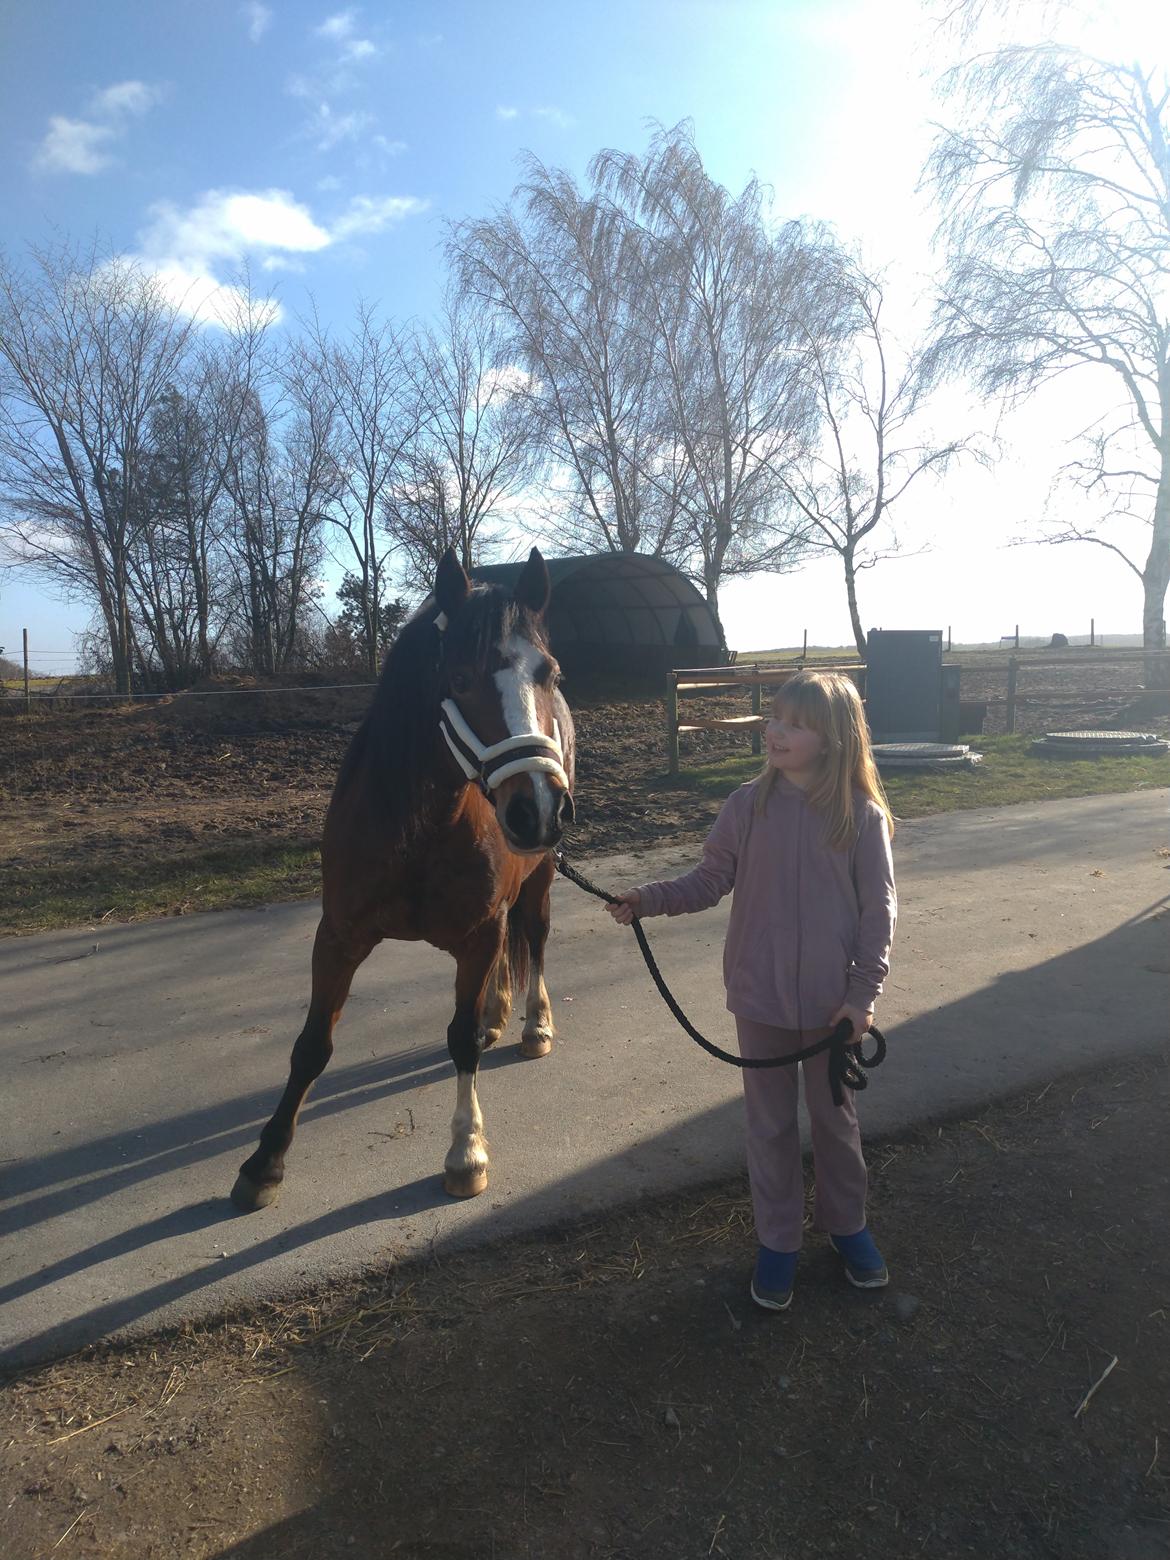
[[2, 790, 1167, 1370]]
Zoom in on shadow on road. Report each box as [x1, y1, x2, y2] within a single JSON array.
[[3, 896, 1165, 1381]]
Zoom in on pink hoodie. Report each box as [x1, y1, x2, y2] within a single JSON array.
[[635, 774, 897, 1031]]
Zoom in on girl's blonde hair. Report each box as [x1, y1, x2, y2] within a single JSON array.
[[753, 670, 894, 849]]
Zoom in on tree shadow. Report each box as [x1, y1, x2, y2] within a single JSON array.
[[199, 897, 1168, 1558]]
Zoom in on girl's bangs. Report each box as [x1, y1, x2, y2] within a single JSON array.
[[774, 679, 830, 731]]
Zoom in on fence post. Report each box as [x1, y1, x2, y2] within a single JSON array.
[[750, 680, 762, 756], [947, 625, 952, 653], [666, 672, 679, 777], [1090, 618, 1095, 648], [23, 628, 30, 715], [802, 628, 807, 660], [1006, 657, 1018, 734], [1015, 624, 1020, 651]]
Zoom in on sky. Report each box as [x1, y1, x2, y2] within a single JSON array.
[[0, 0, 1164, 671]]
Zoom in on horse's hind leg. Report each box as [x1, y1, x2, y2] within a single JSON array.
[[232, 917, 371, 1212], [443, 917, 504, 1198], [480, 947, 513, 1049], [517, 854, 556, 1060]]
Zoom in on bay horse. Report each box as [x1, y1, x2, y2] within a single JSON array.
[[231, 546, 575, 1209]]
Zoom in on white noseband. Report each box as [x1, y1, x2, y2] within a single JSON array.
[[438, 697, 568, 792]]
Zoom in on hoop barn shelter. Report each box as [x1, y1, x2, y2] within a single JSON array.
[[472, 553, 723, 682]]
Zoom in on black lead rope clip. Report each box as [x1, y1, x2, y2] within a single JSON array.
[[553, 851, 887, 1108]]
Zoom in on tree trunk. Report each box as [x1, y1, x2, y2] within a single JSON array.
[[1143, 470, 1170, 686], [844, 547, 866, 658]]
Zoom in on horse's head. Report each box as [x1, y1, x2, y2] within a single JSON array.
[[433, 547, 575, 854]]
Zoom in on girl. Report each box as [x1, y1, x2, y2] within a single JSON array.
[[607, 671, 897, 1311]]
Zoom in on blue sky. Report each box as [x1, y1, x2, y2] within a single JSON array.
[[0, 0, 1159, 667]]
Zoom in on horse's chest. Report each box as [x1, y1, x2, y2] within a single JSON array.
[[374, 849, 501, 945]]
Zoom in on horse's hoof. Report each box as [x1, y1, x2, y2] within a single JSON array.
[[231, 1173, 281, 1212], [483, 1026, 506, 1050], [443, 1166, 489, 1198], [520, 1032, 552, 1059]]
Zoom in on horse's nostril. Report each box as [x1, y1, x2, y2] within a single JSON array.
[[505, 795, 539, 841], [557, 790, 575, 825]]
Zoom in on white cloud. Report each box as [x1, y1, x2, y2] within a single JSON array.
[[496, 105, 573, 129], [242, 2, 272, 43], [315, 10, 356, 40], [32, 79, 162, 175], [372, 134, 407, 157], [532, 106, 573, 128], [129, 185, 427, 323], [90, 80, 161, 116], [314, 8, 377, 60], [142, 189, 333, 265], [331, 193, 429, 238], [34, 116, 116, 175], [309, 103, 375, 150]]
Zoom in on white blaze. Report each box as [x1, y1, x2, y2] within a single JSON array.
[[495, 633, 556, 835]]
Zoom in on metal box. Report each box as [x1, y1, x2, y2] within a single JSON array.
[[865, 629, 944, 741]]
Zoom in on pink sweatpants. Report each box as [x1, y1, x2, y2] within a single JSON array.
[[735, 1015, 869, 1252]]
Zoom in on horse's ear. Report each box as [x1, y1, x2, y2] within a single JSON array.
[[435, 548, 471, 618], [513, 547, 550, 616]]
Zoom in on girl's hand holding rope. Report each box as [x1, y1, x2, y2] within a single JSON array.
[[606, 889, 641, 926]]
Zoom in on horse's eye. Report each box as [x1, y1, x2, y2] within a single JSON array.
[[449, 671, 472, 697]]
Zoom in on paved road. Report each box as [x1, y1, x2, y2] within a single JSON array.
[[2, 790, 1167, 1369]]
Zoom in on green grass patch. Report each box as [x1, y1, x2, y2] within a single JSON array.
[[670, 734, 1168, 817], [3, 839, 322, 936]]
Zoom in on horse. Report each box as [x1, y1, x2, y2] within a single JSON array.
[[230, 546, 576, 1210]]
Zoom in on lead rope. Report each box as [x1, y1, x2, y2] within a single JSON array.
[[553, 852, 886, 1108]]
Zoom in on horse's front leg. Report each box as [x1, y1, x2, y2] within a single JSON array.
[[232, 916, 371, 1212], [443, 917, 505, 1198], [518, 854, 556, 1060]]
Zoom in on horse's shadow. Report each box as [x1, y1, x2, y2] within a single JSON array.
[[1, 1037, 529, 1242], [1, 1175, 452, 1370]]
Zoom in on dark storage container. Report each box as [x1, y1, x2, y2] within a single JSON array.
[[865, 629, 944, 741]]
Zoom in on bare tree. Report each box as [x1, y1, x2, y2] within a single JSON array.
[[298, 303, 415, 676], [383, 291, 545, 593], [450, 160, 678, 560], [924, 43, 1170, 651], [593, 123, 828, 643], [0, 243, 196, 693], [219, 339, 340, 676], [777, 255, 972, 654]]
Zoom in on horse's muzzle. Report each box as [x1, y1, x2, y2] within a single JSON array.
[[502, 786, 574, 853]]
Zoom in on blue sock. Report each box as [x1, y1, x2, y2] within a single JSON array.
[[830, 1227, 884, 1270], [755, 1244, 799, 1290]]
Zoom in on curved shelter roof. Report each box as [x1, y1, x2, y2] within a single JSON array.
[[472, 552, 722, 676]]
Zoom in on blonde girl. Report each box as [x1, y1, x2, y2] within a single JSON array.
[[607, 671, 897, 1310]]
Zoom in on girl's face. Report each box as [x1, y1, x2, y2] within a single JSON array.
[[765, 705, 826, 783]]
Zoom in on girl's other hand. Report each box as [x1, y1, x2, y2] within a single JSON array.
[[606, 889, 641, 926], [830, 1002, 873, 1039]]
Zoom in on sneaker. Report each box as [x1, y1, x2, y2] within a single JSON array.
[[830, 1228, 889, 1289], [750, 1245, 798, 1311]]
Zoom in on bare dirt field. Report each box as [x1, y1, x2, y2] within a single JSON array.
[[2, 651, 1166, 935], [3, 1055, 1168, 1559]]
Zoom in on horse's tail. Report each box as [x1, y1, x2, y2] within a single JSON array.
[[505, 898, 530, 997]]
